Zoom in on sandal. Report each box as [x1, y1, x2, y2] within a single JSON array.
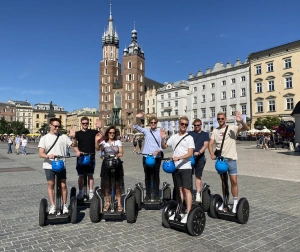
[[118, 205, 123, 212], [103, 204, 110, 212]]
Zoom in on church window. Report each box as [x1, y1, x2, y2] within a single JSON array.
[[115, 91, 122, 108], [104, 68, 108, 75], [105, 95, 108, 102], [128, 74, 132, 81], [128, 103, 131, 109], [140, 62, 143, 70], [140, 84, 143, 92], [105, 60, 107, 66], [132, 102, 134, 108], [128, 61, 132, 69], [116, 69, 118, 75]]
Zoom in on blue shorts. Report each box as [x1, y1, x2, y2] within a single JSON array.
[[226, 160, 238, 176], [76, 158, 95, 176]]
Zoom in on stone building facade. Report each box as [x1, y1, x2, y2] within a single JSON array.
[[66, 107, 99, 132], [0, 102, 16, 122], [248, 40, 300, 127], [98, 5, 162, 134], [188, 59, 250, 129]]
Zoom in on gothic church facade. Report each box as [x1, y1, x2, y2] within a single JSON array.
[[99, 5, 162, 134]]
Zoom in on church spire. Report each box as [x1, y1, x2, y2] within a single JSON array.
[[102, 3, 119, 47]]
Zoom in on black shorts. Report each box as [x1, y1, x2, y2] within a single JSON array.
[[76, 158, 95, 176], [45, 169, 67, 181], [173, 169, 192, 189], [194, 159, 206, 178]]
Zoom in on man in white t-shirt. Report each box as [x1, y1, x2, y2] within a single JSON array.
[[208, 111, 249, 213], [38, 118, 72, 215], [161, 116, 195, 224]]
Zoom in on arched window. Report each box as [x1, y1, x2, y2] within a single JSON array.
[[140, 62, 143, 70], [128, 74, 132, 81], [128, 61, 132, 69]]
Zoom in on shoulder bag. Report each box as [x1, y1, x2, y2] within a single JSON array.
[[150, 130, 164, 158], [46, 134, 60, 155], [214, 126, 228, 158]]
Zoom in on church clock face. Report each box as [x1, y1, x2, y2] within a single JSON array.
[[115, 91, 122, 108]]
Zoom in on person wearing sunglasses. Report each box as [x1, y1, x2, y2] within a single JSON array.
[[188, 119, 210, 202], [96, 126, 124, 211], [160, 116, 195, 224], [208, 111, 249, 213], [73, 117, 99, 200], [133, 115, 163, 201], [38, 118, 73, 214]]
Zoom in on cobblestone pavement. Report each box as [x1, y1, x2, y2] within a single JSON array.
[[0, 141, 299, 252]]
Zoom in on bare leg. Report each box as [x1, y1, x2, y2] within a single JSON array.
[[195, 176, 202, 194], [47, 180, 55, 205], [61, 179, 67, 204], [229, 175, 238, 198], [78, 176, 84, 190], [183, 187, 192, 214], [88, 175, 94, 191]]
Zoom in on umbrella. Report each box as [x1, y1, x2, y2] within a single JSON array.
[[260, 128, 271, 133], [10, 133, 15, 135], [247, 128, 259, 133], [4, 133, 7, 135]]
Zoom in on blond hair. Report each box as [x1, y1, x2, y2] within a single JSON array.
[[180, 116, 189, 123], [217, 111, 227, 117]]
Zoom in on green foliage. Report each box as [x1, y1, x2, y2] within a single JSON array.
[[38, 123, 48, 134], [0, 117, 9, 134], [254, 116, 280, 130], [0, 118, 29, 134]]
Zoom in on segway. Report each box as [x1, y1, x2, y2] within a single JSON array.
[[134, 154, 171, 210], [90, 154, 137, 223], [39, 155, 77, 226], [210, 157, 250, 224], [70, 152, 97, 207], [161, 158, 206, 236]]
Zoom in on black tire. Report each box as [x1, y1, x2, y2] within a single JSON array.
[[202, 189, 211, 212], [210, 194, 222, 219], [162, 200, 177, 228], [90, 195, 101, 223], [94, 186, 99, 193], [70, 187, 76, 199], [186, 206, 206, 236], [39, 198, 47, 226], [126, 195, 137, 223], [133, 187, 142, 211], [237, 198, 250, 224], [162, 187, 171, 201], [70, 196, 77, 224], [172, 187, 177, 201]]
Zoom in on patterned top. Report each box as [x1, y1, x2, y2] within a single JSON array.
[[99, 140, 122, 156]]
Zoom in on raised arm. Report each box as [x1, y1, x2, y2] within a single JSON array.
[[160, 128, 168, 149]]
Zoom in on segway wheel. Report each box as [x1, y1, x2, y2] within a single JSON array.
[[162, 187, 171, 201], [186, 206, 206, 236], [126, 195, 137, 223], [201, 189, 211, 212], [237, 198, 250, 224], [39, 198, 47, 226], [70, 196, 77, 224], [90, 195, 101, 223], [172, 187, 177, 201], [162, 200, 177, 228], [210, 194, 222, 219], [133, 187, 142, 211], [70, 187, 76, 199]]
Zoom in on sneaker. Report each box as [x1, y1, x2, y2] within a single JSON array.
[[169, 213, 175, 221], [77, 192, 83, 200], [195, 193, 201, 202], [49, 205, 56, 214], [63, 204, 69, 214], [232, 205, 237, 214], [181, 214, 188, 223], [89, 192, 94, 200], [144, 195, 151, 201], [218, 203, 224, 211], [153, 195, 160, 201]]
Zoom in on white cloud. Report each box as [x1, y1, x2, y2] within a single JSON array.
[[175, 60, 182, 63], [185, 25, 190, 31], [219, 34, 229, 38]]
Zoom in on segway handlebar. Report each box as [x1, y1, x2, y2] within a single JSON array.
[[80, 152, 95, 156], [53, 155, 76, 159], [161, 157, 173, 161], [104, 154, 117, 159]]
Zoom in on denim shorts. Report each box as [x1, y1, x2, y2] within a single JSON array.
[[226, 160, 238, 175]]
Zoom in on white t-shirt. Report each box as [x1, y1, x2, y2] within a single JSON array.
[[21, 139, 27, 146], [210, 125, 239, 160], [99, 140, 122, 156], [38, 133, 72, 169], [166, 133, 195, 169]]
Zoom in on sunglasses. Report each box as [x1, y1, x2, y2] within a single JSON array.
[[108, 132, 115, 134], [150, 122, 157, 124], [82, 122, 89, 125], [180, 123, 188, 127], [217, 118, 225, 121], [194, 124, 201, 127], [51, 124, 61, 129]]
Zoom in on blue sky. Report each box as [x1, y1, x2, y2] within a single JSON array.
[[0, 0, 299, 112]]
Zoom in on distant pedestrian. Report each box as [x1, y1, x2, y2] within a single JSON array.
[[21, 136, 27, 155], [14, 135, 21, 154], [137, 137, 143, 154], [7, 136, 13, 154], [132, 137, 138, 153]]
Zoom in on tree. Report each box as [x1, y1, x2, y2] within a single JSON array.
[[254, 116, 280, 130], [10, 121, 29, 135], [0, 117, 9, 134], [38, 123, 48, 135]]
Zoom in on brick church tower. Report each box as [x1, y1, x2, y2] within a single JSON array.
[[121, 26, 145, 133], [99, 4, 121, 126]]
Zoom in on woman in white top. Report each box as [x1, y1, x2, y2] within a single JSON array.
[[96, 126, 124, 212]]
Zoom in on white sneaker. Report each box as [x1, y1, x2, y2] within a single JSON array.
[[89, 192, 94, 200], [49, 205, 56, 214], [232, 205, 237, 214], [195, 193, 201, 202], [181, 214, 188, 223], [77, 192, 83, 200], [169, 213, 175, 221], [218, 203, 224, 211], [63, 204, 69, 214]]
